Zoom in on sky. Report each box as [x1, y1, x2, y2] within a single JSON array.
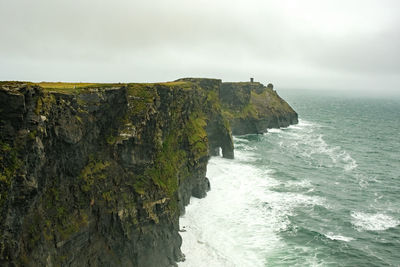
[[1, 0, 399, 96]]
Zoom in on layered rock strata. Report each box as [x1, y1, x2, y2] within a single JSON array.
[[0, 78, 297, 266], [220, 82, 298, 135], [0, 79, 232, 266]]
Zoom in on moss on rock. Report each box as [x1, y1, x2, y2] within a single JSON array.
[[220, 81, 298, 134], [79, 156, 111, 192]]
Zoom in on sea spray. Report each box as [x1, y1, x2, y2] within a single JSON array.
[[179, 92, 400, 266]]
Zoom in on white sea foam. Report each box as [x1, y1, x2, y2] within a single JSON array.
[[351, 211, 400, 231], [234, 142, 256, 151], [234, 150, 258, 162], [179, 153, 326, 267], [180, 158, 274, 267], [296, 119, 315, 128], [179, 117, 380, 266], [356, 175, 367, 188], [233, 136, 249, 143], [267, 128, 282, 134], [286, 179, 313, 189], [265, 119, 314, 134], [278, 120, 357, 171], [325, 233, 354, 242], [342, 153, 358, 171]]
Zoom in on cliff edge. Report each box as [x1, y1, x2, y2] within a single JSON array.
[[0, 78, 297, 266], [0, 79, 233, 266], [220, 82, 298, 135]]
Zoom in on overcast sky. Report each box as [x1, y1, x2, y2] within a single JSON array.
[[1, 0, 399, 96]]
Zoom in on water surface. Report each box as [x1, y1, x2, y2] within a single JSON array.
[[180, 91, 400, 266]]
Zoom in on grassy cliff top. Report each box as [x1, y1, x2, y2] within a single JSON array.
[[0, 81, 193, 94], [222, 81, 262, 85]]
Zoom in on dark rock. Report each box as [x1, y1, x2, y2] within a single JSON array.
[[220, 81, 298, 135], [0, 80, 234, 267], [0, 78, 297, 266]]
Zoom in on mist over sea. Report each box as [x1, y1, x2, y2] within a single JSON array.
[[179, 90, 400, 266]]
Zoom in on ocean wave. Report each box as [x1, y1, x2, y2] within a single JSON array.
[[259, 191, 327, 232], [266, 128, 283, 134], [296, 119, 316, 128], [181, 108, 400, 266], [264, 118, 359, 172], [234, 150, 258, 162], [351, 211, 400, 231], [233, 136, 249, 143], [325, 233, 354, 242], [284, 226, 352, 244], [285, 179, 313, 189], [179, 222, 236, 267], [276, 120, 314, 135], [280, 125, 357, 171], [353, 173, 371, 188], [180, 153, 328, 266], [266, 119, 316, 133], [180, 156, 281, 266], [342, 153, 358, 171], [234, 142, 256, 151]]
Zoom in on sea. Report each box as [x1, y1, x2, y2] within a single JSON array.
[[179, 89, 400, 266]]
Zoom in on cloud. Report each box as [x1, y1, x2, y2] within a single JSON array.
[[0, 0, 399, 95]]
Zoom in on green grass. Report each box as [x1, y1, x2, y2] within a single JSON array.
[[79, 157, 111, 192], [35, 82, 99, 89], [32, 81, 193, 94], [143, 134, 187, 197], [222, 102, 258, 120], [0, 140, 22, 211], [185, 112, 208, 159]]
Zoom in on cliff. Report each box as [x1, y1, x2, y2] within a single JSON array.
[[0, 79, 233, 266], [220, 82, 298, 135], [0, 78, 297, 266]]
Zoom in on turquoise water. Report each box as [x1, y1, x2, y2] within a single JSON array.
[[180, 90, 400, 266]]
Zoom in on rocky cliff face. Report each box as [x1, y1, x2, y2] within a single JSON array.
[[0, 79, 233, 267], [220, 82, 298, 135], [0, 78, 297, 266]]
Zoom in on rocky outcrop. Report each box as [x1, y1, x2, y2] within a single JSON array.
[[176, 78, 234, 159], [220, 82, 298, 135], [0, 80, 233, 267], [0, 78, 297, 266]]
